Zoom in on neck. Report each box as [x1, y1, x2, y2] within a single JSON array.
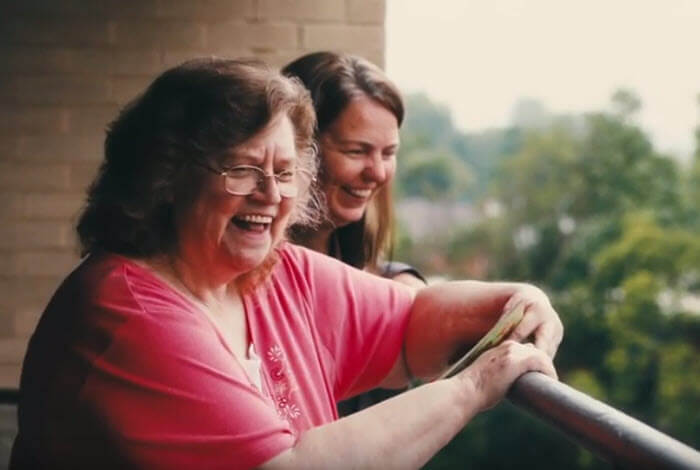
[[149, 247, 240, 309], [142, 248, 251, 361], [304, 224, 335, 255]]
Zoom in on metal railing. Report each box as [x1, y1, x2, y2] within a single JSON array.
[[2, 378, 699, 469], [509, 372, 700, 470]]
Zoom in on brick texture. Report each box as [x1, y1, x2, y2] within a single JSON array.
[[346, 0, 386, 24], [303, 24, 384, 53], [257, 0, 345, 22], [0, 0, 387, 392], [206, 22, 298, 50]]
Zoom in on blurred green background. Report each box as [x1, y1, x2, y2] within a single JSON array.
[[393, 90, 700, 469]]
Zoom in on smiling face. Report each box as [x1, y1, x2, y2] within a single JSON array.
[[174, 114, 299, 280], [318, 96, 400, 227]]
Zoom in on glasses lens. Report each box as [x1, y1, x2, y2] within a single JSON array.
[[276, 170, 298, 198], [224, 167, 259, 195], [223, 166, 299, 198]]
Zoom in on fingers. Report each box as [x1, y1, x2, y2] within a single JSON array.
[[502, 341, 557, 382], [534, 320, 563, 358], [507, 304, 539, 343], [523, 342, 558, 380], [505, 294, 564, 359], [462, 340, 558, 412]]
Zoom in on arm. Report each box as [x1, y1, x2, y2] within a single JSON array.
[[261, 340, 556, 470], [262, 249, 560, 468], [392, 271, 427, 290], [402, 281, 564, 380]]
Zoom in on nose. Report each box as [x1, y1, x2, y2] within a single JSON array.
[[253, 174, 282, 204], [364, 153, 388, 184]]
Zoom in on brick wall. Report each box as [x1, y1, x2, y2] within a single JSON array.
[[0, 0, 387, 388]]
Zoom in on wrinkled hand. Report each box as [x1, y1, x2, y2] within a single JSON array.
[[504, 285, 563, 358], [458, 340, 557, 412]]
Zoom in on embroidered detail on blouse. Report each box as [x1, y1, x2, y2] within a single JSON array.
[[266, 345, 301, 421]]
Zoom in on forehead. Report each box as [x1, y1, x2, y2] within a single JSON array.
[[326, 96, 399, 143], [223, 114, 298, 164]]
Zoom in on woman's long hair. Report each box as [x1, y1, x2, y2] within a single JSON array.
[[282, 51, 404, 270]]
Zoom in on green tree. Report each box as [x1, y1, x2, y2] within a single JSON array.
[[398, 93, 525, 201], [397, 150, 472, 200], [682, 94, 700, 229], [411, 89, 700, 468], [611, 88, 642, 119]]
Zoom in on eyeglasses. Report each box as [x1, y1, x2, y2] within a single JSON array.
[[195, 161, 304, 198]]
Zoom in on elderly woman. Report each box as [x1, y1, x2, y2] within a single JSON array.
[[11, 58, 562, 470]]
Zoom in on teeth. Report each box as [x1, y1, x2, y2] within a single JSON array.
[[238, 214, 273, 224], [347, 188, 372, 198]]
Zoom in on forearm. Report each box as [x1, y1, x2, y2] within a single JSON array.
[[261, 378, 477, 470], [404, 280, 526, 378]]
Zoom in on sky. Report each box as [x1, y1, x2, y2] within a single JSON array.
[[386, 0, 700, 162]]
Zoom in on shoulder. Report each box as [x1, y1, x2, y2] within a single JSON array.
[[52, 252, 202, 330], [277, 241, 339, 266], [274, 241, 350, 281], [275, 242, 415, 304], [55, 255, 222, 380]]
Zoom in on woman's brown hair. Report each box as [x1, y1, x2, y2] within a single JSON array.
[[77, 57, 318, 260], [282, 51, 404, 270]]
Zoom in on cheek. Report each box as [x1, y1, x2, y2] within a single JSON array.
[[178, 195, 227, 238], [324, 154, 363, 184], [385, 160, 397, 180], [273, 199, 296, 232]]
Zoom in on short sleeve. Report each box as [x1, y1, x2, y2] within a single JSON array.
[[281, 245, 415, 401], [80, 292, 295, 469]]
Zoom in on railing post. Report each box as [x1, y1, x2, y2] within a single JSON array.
[[508, 372, 700, 470]]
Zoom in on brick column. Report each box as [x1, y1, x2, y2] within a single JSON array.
[[0, 0, 387, 387]]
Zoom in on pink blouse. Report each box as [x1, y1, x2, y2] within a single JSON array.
[[12, 243, 414, 469]]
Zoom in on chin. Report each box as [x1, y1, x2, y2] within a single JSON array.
[[331, 210, 365, 228], [227, 246, 270, 273]]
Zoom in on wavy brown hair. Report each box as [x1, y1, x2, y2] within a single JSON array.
[[282, 51, 404, 270], [77, 58, 318, 263]]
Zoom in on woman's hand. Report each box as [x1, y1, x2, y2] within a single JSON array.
[[403, 280, 564, 381], [504, 285, 564, 358], [456, 340, 557, 412]]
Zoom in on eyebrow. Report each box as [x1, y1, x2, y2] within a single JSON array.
[[333, 138, 399, 149], [221, 151, 296, 168]]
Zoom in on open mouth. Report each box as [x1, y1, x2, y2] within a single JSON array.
[[231, 214, 273, 233], [343, 187, 373, 199]]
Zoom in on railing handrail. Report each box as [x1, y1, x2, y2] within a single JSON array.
[[2, 379, 699, 468], [509, 372, 700, 470]]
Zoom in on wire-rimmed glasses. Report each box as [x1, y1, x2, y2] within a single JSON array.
[[194, 161, 306, 198]]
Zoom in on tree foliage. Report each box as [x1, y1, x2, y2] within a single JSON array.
[[397, 93, 524, 200], [396, 90, 700, 468]]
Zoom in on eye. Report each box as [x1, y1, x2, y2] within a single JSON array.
[[382, 150, 397, 161], [276, 170, 295, 182], [227, 166, 259, 179], [343, 148, 365, 156]]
